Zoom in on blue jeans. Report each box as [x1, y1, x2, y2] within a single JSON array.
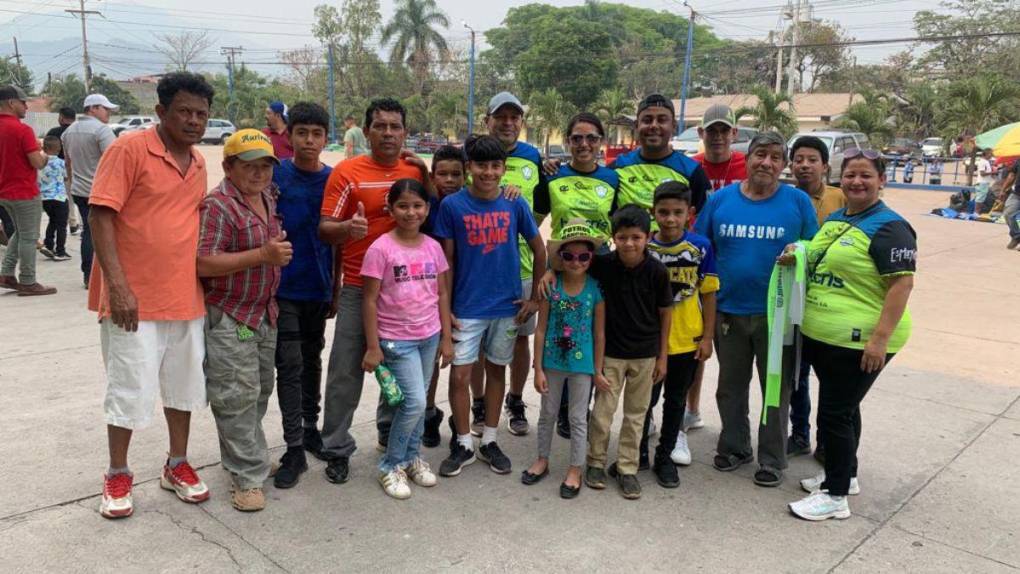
[[379, 333, 440, 473], [790, 358, 812, 440]]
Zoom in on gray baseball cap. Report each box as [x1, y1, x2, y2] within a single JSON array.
[[487, 92, 524, 115], [702, 104, 736, 129], [748, 130, 788, 159], [0, 84, 28, 103]]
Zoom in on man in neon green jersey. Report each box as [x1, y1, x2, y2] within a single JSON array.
[[469, 92, 547, 438]]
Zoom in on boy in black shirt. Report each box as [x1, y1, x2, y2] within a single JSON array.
[[584, 205, 672, 499]]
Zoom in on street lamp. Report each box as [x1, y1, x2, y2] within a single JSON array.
[[463, 21, 476, 138]]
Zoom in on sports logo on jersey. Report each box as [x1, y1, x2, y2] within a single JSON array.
[[522, 166, 534, 181], [595, 185, 609, 198], [839, 236, 854, 247]]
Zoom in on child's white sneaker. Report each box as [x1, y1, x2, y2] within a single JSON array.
[[406, 458, 437, 487], [379, 468, 411, 499]]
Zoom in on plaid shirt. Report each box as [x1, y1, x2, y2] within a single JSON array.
[[199, 178, 283, 329]]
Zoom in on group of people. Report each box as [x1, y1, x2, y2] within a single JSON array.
[[0, 72, 915, 523]]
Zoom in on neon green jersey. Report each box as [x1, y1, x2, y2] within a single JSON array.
[[536, 163, 619, 241], [610, 148, 711, 217], [502, 143, 545, 279]]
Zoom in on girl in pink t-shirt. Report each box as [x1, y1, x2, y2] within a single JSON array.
[[361, 179, 453, 499]]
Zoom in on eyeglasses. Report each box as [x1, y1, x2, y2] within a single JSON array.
[[559, 251, 593, 263], [843, 147, 881, 160], [568, 134, 603, 146]]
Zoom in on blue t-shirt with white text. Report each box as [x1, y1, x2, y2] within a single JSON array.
[[273, 159, 334, 302], [432, 189, 540, 319], [694, 182, 818, 315]]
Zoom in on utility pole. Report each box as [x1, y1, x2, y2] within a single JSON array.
[[66, 0, 101, 92], [12, 37, 22, 67], [786, 0, 800, 96], [327, 44, 337, 144], [463, 21, 476, 138], [678, 2, 695, 135], [220, 46, 243, 124], [773, 30, 783, 94]]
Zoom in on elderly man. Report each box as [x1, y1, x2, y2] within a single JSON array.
[[0, 84, 55, 295], [694, 131, 818, 487], [63, 93, 118, 287]]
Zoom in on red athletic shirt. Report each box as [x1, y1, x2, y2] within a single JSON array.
[[0, 114, 41, 200], [693, 151, 746, 193]]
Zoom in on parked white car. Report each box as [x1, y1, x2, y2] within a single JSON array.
[[111, 116, 156, 137], [784, 130, 871, 185], [202, 119, 236, 144], [920, 137, 944, 158]]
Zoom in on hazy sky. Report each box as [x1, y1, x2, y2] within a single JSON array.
[[1, 0, 940, 78]]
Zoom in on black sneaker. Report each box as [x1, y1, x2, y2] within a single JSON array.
[[303, 426, 326, 460], [439, 443, 476, 477], [39, 246, 56, 260], [273, 447, 308, 489], [477, 441, 512, 474], [422, 406, 444, 448], [813, 443, 826, 464], [470, 399, 485, 437], [787, 434, 811, 457], [324, 456, 350, 484], [585, 465, 607, 489], [556, 412, 571, 439], [608, 462, 641, 499], [652, 457, 680, 489], [504, 394, 529, 436]]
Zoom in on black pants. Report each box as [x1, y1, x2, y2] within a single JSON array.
[[275, 298, 330, 447], [641, 352, 700, 460], [42, 200, 69, 254], [790, 358, 813, 440], [804, 336, 894, 497], [73, 196, 92, 281], [0, 205, 13, 237]]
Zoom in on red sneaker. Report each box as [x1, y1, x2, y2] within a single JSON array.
[[100, 473, 134, 519], [160, 460, 210, 503]]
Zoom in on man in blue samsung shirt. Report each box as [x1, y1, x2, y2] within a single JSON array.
[[271, 102, 335, 489], [694, 131, 818, 488]]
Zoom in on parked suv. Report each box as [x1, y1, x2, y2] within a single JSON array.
[[202, 119, 236, 144], [784, 130, 870, 184], [112, 116, 156, 136], [670, 126, 759, 156]]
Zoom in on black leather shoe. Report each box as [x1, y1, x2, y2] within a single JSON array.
[[520, 467, 548, 485], [560, 482, 581, 499], [324, 456, 350, 484]]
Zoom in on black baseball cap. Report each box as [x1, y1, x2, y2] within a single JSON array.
[[637, 94, 675, 118], [0, 85, 28, 103]]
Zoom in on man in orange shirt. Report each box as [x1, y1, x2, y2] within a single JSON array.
[[317, 98, 427, 484], [88, 72, 215, 519]]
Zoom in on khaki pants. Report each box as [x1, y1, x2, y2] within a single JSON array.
[[586, 356, 656, 475]]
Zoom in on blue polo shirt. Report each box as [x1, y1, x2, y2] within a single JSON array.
[[273, 159, 334, 302]]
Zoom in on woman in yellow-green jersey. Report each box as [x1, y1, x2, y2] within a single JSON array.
[[784, 148, 917, 522], [534, 113, 619, 253]]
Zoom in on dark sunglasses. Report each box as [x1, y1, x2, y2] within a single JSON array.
[[560, 251, 593, 263], [843, 147, 881, 160], [568, 134, 603, 146]]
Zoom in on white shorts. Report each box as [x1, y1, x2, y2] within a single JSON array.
[[101, 317, 207, 430]]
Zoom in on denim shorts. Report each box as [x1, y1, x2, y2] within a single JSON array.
[[452, 316, 518, 366], [517, 279, 537, 337]]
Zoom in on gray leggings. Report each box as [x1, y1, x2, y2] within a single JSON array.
[[536, 368, 591, 467]]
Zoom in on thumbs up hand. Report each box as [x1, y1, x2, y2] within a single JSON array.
[[347, 201, 369, 239], [261, 230, 293, 266]]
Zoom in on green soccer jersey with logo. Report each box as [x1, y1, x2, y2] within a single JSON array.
[[801, 201, 917, 353], [535, 163, 619, 241], [610, 148, 711, 217], [501, 142, 546, 279]]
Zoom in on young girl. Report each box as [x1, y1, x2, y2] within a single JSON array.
[[522, 220, 607, 498], [361, 179, 454, 500]]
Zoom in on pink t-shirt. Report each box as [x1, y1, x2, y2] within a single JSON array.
[[361, 232, 449, 341]]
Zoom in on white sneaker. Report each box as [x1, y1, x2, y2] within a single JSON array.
[[683, 410, 704, 431], [789, 491, 851, 521], [800, 471, 860, 495], [670, 431, 692, 466], [406, 458, 438, 487], [379, 468, 411, 499]]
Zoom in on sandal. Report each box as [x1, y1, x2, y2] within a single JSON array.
[[753, 465, 784, 487], [713, 453, 752, 472]]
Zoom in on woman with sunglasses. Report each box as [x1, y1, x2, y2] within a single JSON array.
[[534, 112, 619, 251], [782, 148, 917, 521]]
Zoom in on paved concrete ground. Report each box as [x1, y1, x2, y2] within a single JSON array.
[[1, 155, 1018, 572]]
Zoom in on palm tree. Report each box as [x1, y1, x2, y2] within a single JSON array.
[[734, 86, 798, 137], [938, 75, 1020, 184], [594, 87, 634, 144], [836, 101, 894, 146], [527, 88, 577, 156], [896, 82, 939, 139], [380, 0, 450, 94]]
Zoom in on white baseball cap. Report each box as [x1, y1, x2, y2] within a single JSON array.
[[82, 93, 119, 110]]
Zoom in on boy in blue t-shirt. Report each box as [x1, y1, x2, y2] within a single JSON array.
[[270, 102, 335, 489], [640, 182, 719, 488], [432, 135, 545, 477], [39, 136, 72, 261]]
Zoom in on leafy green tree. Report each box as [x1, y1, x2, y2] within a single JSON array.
[[0, 57, 33, 95], [914, 0, 1020, 76], [835, 101, 894, 146], [734, 87, 797, 137], [594, 87, 634, 143], [792, 20, 853, 92], [894, 82, 940, 139], [381, 0, 450, 94], [527, 88, 577, 155], [937, 75, 1019, 184], [45, 75, 140, 114], [205, 66, 301, 128]]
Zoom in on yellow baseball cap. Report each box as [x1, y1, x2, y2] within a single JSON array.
[[224, 129, 279, 164]]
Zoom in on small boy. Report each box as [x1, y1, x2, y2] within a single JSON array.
[[639, 182, 718, 488], [38, 136, 71, 261], [270, 102, 335, 489], [421, 144, 467, 448], [902, 158, 915, 184], [584, 204, 673, 499], [432, 135, 546, 477], [197, 130, 291, 512]]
